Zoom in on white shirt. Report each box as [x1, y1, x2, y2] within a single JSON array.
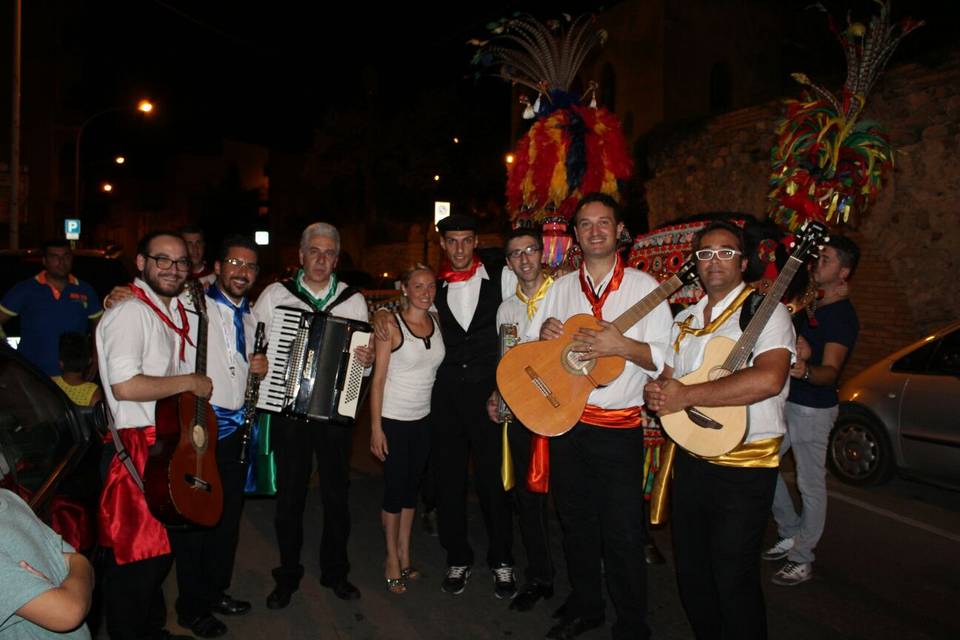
[[97, 278, 189, 429], [381, 313, 445, 420], [525, 264, 673, 410], [666, 282, 796, 443], [181, 289, 259, 412], [443, 264, 488, 331], [253, 273, 369, 336]]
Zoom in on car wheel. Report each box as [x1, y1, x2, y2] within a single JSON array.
[[828, 412, 894, 486]]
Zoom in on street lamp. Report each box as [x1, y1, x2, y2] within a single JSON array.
[[74, 99, 154, 217], [101, 182, 114, 193], [114, 156, 126, 165]]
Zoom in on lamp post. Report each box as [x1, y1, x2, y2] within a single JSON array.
[[73, 99, 153, 218]]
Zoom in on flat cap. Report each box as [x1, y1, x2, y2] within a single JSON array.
[[436, 214, 477, 233]]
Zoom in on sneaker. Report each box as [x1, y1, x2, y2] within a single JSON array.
[[761, 537, 795, 561], [441, 565, 471, 595], [772, 560, 812, 586], [492, 564, 517, 600]]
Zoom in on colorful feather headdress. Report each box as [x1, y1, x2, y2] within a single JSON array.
[[767, 1, 922, 231], [472, 14, 633, 267]]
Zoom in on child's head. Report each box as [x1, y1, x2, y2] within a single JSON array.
[[59, 333, 91, 374]]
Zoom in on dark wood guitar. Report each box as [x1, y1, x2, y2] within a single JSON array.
[[496, 259, 699, 437], [145, 280, 223, 527], [660, 221, 828, 457]]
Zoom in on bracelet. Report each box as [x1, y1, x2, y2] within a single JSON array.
[[802, 366, 811, 382]]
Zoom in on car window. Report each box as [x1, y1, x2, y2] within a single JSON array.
[[927, 329, 960, 376], [0, 349, 80, 501], [891, 338, 939, 374]]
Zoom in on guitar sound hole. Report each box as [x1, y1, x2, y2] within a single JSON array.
[[191, 424, 207, 449], [561, 343, 595, 376]]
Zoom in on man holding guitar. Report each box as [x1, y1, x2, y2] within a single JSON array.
[[96, 230, 213, 640], [644, 220, 796, 639], [528, 193, 673, 640]]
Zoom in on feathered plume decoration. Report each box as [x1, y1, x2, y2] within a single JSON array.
[[472, 14, 631, 267], [767, 0, 922, 231]]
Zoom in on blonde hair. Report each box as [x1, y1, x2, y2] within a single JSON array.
[[399, 263, 434, 310]]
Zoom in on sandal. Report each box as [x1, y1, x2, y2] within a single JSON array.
[[385, 577, 406, 594], [400, 566, 421, 581]]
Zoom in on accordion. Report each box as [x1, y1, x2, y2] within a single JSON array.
[[257, 306, 373, 424]]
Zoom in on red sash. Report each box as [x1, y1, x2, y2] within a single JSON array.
[[437, 255, 481, 283], [578, 256, 625, 320], [129, 282, 193, 361], [526, 434, 550, 494], [98, 427, 171, 564], [580, 404, 643, 429]]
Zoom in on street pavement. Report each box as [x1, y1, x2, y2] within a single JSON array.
[[105, 415, 960, 640]]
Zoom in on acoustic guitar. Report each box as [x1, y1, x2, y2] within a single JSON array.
[[145, 280, 223, 527], [496, 259, 699, 437], [660, 221, 828, 457]]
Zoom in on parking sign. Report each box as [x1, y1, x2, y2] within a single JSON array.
[[64, 219, 81, 240]]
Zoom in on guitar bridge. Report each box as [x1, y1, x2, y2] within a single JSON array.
[[685, 407, 723, 430], [184, 474, 213, 493], [524, 366, 561, 408]]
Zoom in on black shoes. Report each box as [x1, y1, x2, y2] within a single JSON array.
[[441, 565, 472, 595], [546, 614, 605, 640], [212, 594, 251, 616], [492, 564, 518, 600], [177, 614, 227, 639], [321, 577, 361, 601], [510, 583, 554, 612], [266, 585, 295, 610]]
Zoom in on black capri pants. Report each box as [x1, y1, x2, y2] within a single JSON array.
[[382, 415, 431, 513]]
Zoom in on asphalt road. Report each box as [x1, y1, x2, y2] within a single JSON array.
[[113, 417, 960, 640]]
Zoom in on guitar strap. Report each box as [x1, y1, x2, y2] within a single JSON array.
[[105, 406, 145, 492], [738, 290, 764, 331]]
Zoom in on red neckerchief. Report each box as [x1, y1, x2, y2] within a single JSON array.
[[129, 282, 193, 361], [438, 255, 481, 283], [578, 255, 625, 320]]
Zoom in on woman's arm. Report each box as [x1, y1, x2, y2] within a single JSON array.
[[369, 320, 399, 462]]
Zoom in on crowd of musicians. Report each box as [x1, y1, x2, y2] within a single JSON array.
[[15, 189, 860, 640]]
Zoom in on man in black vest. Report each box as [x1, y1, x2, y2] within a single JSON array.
[[379, 214, 515, 598]]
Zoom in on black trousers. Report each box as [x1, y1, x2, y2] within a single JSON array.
[[671, 449, 778, 640], [271, 413, 352, 587], [551, 422, 649, 640], [508, 421, 554, 586], [381, 416, 431, 513], [168, 431, 246, 620], [431, 374, 513, 568], [101, 547, 173, 640]]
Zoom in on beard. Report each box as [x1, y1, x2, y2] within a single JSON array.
[[144, 270, 186, 298], [219, 275, 250, 300]]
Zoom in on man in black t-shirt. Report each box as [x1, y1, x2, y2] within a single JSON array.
[[763, 236, 860, 586]]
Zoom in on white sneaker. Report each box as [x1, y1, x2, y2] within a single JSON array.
[[761, 537, 795, 561], [772, 560, 812, 586]]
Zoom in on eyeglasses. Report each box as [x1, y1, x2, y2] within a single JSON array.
[[506, 245, 542, 260], [223, 257, 259, 273], [146, 255, 192, 271], [694, 249, 742, 261]]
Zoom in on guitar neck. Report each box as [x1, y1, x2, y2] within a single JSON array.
[[722, 255, 803, 371], [610, 274, 681, 334]]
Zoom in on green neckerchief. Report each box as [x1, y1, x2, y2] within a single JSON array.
[[296, 269, 339, 311]]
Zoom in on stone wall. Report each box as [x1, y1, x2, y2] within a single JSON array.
[[643, 56, 960, 377]]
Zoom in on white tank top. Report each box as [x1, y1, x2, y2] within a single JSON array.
[[382, 312, 446, 421]]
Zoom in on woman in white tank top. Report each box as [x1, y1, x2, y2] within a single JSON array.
[[369, 265, 445, 594]]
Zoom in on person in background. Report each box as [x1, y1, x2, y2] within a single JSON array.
[[52, 333, 102, 408], [0, 241, 102, 376], [179, 225, 216, 287], [369, 264, 445, 594]]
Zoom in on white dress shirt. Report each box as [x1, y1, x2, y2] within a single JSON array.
[[253, 273, 369, 337], [525, 264, 673, 410], [97, 278, 189, 429], [666, 282, 796, 443], [443, 264, 488, 331]]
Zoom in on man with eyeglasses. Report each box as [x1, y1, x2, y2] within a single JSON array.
[[644, 220, 795, 639], [485, 227, 557, 612], [0, 239, 102, 375], [166, 235, 269, 638], [527, 193, 673, 640], [254, 222, 374, 608], [96, 230, 214, 640]]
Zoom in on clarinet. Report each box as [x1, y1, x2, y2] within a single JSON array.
[[238, 322, 266, 465]]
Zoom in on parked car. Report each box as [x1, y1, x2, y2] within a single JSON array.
[[829, 321, 960, 490]]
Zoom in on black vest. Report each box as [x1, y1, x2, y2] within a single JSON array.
[[434, 269, 502, 384]]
